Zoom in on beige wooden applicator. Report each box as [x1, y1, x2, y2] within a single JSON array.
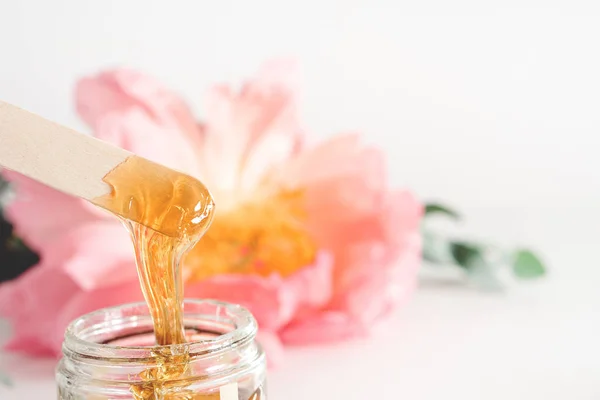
[[0, 101, 129, 200], [0, 100, 214, 238]]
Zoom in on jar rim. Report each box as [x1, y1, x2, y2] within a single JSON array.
[[63, 299, 257, 361]]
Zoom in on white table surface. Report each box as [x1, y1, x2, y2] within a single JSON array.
[[1, 209, 599, 400]]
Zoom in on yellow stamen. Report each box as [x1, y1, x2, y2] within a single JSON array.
[[184, 190, 317, 281]]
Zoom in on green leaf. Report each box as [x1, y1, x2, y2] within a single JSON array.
[[0, 370, 12, 387], [424, 203, 460, 220], [450, 242, 481, 270], [450, 241, 505, 291], [513, 249, 546, 279]]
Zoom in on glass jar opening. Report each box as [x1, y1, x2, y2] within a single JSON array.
[[63, 299, 258, 363], [58, 299, 267, 398]]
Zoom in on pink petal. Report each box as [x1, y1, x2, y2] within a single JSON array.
[[0, 265, 79, 356], [271, 132, 423, 328], [330, 191, 423, 323], [186, 273, 295, 331], [4, 336, 58, 357], [0, 267, 143, 357], [382, 190, 423, 245], [199, 60, 303, 191], [269, 135, 422, 342], [186, 251, 333, 332], [1, 170, 106, 252], [270, 134, 382, 190], [93, 109, 200, 176], [266, 134, 388, 246], [76, 69, 199, 142], [56, 222, 138, 291], [52, 280, 144, 353], [280, 312, 370, 345], [333, 190, 422, 292], [2, 179, 137, 291], [0, 218, 142, 356], [76, 69, 202, 176], [333, 237, 421, 325], [281, 251, 334, 320]]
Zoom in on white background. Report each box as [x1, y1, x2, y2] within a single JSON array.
[[1, 1, 599, 399]]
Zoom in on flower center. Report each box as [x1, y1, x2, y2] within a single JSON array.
[[184, 190, 317, 281]]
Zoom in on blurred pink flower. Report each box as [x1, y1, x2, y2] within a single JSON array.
[[0, 61, 422, 363]]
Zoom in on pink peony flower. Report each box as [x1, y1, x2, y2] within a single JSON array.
[[0, 61, 422, 363]]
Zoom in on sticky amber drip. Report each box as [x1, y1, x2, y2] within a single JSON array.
[[93, 156, 216, 399], [93, 156, 215, 240]]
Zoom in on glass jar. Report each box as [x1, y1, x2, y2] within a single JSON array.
[[56, 299, 266, 399]]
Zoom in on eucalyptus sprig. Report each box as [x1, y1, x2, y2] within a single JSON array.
[[422, 202, 546, 290]]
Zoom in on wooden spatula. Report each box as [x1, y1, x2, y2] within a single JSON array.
[[0, 101, 129, 200], [0, 101, 212, 237]]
